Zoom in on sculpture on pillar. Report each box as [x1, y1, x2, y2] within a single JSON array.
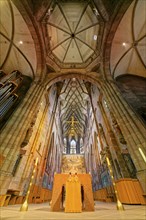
[[20, 124, 34, 147], [98, 123, 108, 147], [98, 123, 121, 179], [20, 109, 39, 148], [109, 111, 127, 144]]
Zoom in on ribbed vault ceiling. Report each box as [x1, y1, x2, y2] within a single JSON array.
[[59, 78, 89, 139], [0, 0, 145, 80], [0, 0, 36, 78], [45, 0, 102, 68], [110, 0, 146, 79]]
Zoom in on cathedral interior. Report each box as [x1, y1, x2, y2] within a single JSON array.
[[0, 0, 146, 219]]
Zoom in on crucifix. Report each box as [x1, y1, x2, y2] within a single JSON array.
[[65, 115, 79, 137], [66, 115, 79, 128]]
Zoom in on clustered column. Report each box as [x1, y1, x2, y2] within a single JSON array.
[[0, 81, 45, 194], [98, 101, 131, 178], [101, 80, 146, 192]]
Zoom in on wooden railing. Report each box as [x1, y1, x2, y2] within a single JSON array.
[[93, 178, 146, 205], [0, 185, 52, 207]]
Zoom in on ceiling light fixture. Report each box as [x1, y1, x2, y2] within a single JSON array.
[[93, 35, 97, 40], [122, 42, 126, 46], [93, 8, 98, 16], [19, 41, 23, 45]]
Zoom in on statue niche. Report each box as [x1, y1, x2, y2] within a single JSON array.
[[20, 109, 39, 148], [109, 111, 127, 144], [20, 125, 33, 147]]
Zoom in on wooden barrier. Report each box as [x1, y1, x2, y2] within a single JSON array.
[[27, 185, 52, 204], [0, 194, 11, 206], [15, 196, 25, 204], [34, 188, 52, 203], [115, 178, 146, 205], [7, 190, 21, 205], [94, 178, 146, 205], [0, 186, 52, 206], [43, 188, 52, 202], [9, 195, 18, 205]]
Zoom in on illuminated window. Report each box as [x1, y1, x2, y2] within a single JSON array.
[[70, 139, 76, 154]]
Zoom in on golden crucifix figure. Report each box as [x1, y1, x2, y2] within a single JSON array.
[[65, 115, 79, 136], [67, 115, 79, 128]]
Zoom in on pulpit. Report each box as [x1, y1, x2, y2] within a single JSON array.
[[65, 173, 82, 212], [51, 173, 94, 212]]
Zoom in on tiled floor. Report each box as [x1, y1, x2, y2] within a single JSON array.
[[0, 202, 146, 220]]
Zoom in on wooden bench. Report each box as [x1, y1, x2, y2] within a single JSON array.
[[0, 194, 11, 206], [9, 195, 18, 205], [15, 196, 25, 204]]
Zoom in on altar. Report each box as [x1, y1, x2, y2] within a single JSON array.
[[51, 173, 94, 212]]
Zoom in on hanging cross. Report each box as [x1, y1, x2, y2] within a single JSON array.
[[66, 115, 79, 128], [64, 115, 79, 137]]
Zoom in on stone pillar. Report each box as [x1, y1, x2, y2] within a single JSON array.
[[93, 132, 101, 166], [66, 137, 70, 154], [98, 101, 130, 178], [0, 81, 45, 194], [102, 81, 146, 192], [18, 98, 51, 193], [38, 96, 60, 186], [76, 136, 80, 154]]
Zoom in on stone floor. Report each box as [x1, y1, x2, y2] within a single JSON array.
[[0, 201, 146, 220]]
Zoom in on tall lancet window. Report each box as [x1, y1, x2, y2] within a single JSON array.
[[70, 139, 76, 154]]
